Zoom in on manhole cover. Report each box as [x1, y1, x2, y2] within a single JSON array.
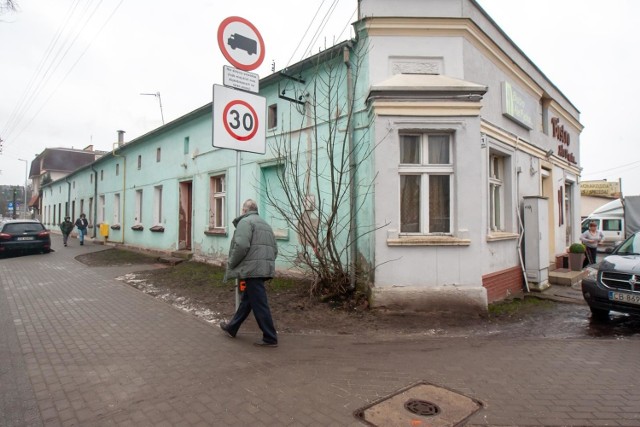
[[354, 381, 483, 427], [404, 399, 441, 417]]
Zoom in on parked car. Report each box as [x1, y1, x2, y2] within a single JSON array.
[[581, 231, 640, 318], [0, 219, 51, 256]]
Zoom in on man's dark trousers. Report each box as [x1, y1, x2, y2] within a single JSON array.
[[226, 278, 277, 344]]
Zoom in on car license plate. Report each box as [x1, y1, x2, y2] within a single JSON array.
[[609, 291, 640, 305], [16, 236, 35, 241]]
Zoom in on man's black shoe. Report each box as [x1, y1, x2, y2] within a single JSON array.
[[219, 322, 235, 338], [253, 340, 278, 348]]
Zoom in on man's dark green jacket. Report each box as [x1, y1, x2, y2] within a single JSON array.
[[225, 211, 278, 280]]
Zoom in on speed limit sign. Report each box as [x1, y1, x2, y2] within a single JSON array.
[[212, 84, 266, 154]]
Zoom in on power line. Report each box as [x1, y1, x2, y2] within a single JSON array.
[[582, 160, 640, 177], [1, 0, 82, 140], [8, 0, 126, 148], [300, 0, 341, 61], [1, 0, 105, 148], [335, 6, 357, 42], [285, 0, 327, 69]]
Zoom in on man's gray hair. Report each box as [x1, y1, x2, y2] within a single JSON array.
[[242, 199, 258, 213]]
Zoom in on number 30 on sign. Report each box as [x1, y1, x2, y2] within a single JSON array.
[[212, 84, 266, 154]]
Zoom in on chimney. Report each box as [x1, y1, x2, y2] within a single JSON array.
[[117, 130, 125, 146]]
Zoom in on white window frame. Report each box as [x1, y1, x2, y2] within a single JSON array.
[[489, 154, 505, 232], [113, 193, 121, 226], [209, 175, 226, 229], [98, 195, 105, 224], [135, 190, 143, 225], [153, 186, 163, 226], [398, 133, 454, 235]]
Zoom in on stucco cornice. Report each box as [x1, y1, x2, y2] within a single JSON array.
[[363, 17, 582, 128], [548, 100, 584, 132], [371, 100, 483, 116], [480, 120, 581, 175]]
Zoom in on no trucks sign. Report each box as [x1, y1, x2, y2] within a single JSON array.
[[217, 16, 265, 72]]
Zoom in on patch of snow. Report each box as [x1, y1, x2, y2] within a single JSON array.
[[117, 272, 223, 324]]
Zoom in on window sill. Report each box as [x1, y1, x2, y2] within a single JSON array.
[[487, 232, 519, 242], [150, 225, 165, 233], [387, 236, 471, 246], [110, 224, 121, 230], [131, 224, 144, 231], [204, 228, 227, 237]]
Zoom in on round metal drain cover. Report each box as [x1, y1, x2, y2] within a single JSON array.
[[404, 399, 441, 417]]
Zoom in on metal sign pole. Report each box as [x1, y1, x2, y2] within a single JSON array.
[[235, 150, 241, 310]]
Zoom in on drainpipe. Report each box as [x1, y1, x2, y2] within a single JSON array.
[[111, 130, 127, 244], [344, 45, 357, 291], [90, 165, 98, 239]]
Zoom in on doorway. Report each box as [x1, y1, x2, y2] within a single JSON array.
[[541, 168, 555, 263], [565, 182, 573, 246], [178, 181, 193, 250]]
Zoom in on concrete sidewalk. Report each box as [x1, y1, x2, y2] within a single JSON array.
[[1, 234, 639, 426]]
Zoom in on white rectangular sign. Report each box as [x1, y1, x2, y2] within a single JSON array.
[[212, 84, 266, 154], [223, 65, 259, 93]]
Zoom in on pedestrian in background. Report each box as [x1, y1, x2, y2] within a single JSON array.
[[60, 216, 74, 247], [220, 199, 279, 347], [75, 213, 89, 246], [580, 221, 604, 267]]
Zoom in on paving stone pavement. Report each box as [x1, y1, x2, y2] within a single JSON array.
[[1, 234, 640, 427]]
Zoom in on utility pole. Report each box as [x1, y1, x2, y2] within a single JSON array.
[[12, 187, 17, 219]]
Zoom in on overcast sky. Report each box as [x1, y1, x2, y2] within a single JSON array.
[[1, 0, 639, 198]]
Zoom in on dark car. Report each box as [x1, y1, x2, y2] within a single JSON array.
[[0, 219, 51, 256], [581, 231, 640, 319]]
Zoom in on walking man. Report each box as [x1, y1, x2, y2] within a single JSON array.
[[220, 199, 279, 347], [59, 216, 74, 247], [75, 213, 89, 246]]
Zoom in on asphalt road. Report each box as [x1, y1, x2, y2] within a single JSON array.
[[1, 235, 639, 426]]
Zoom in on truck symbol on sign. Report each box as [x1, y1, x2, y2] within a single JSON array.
[[227, 33, 257, 55]]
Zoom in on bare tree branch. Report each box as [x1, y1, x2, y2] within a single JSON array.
[[261, 42, 389, 298]]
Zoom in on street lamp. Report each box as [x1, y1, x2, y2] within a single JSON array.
[[17, 158, 28, 219], [140, 92, 165, 125]]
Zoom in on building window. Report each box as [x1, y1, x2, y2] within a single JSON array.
[[268, 104, 277, 129], [184, 137, 190, 154], [135, 190, 143, 225], [90, 174, 93, 184], [98, 195, 105, 223], [156, 147, 161, 162], [489, 154, 504, 232], [137, 155, 142, 170], [100, 170, 104, 181], [209, 175, 225, 229], [153, 186, 163, 225], [399, 134, 453, 234], [73, 181, 75, 189], [116, 163, 119, 176], [113, 193, 121, 225]]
